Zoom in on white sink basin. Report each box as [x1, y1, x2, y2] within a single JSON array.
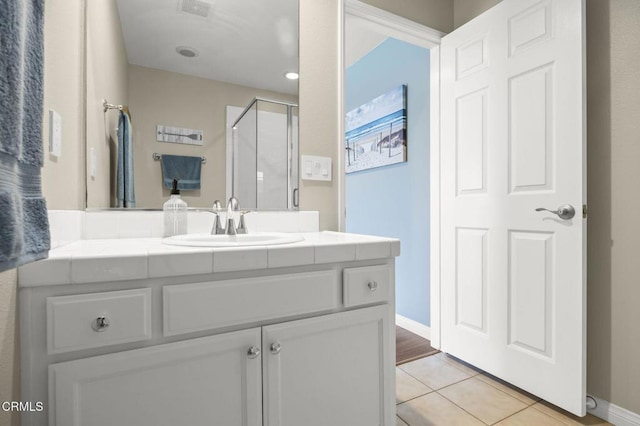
[[162, 232, 305, 248]]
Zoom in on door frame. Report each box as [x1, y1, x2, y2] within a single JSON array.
[[340, 0, 445, 346]]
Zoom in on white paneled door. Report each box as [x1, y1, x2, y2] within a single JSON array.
[[440, 0, 586, 416]]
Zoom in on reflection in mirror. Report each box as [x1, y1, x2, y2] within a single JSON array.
[[85, 0, 298, 209], [230, 98, 299, 210]]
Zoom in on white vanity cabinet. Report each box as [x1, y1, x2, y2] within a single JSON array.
[[48, 305, 390, 426], [19, 234, 399, 426]]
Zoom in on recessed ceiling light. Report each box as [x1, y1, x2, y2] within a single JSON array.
[[176, 46, 199, 58], [285, 72, 299, 80]]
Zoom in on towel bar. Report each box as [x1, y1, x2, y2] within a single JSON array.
[[102, 99, 123, 112], [152, 153, 206, 164]]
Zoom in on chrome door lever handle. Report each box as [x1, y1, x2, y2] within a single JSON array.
[[535, 204, 575, 220]]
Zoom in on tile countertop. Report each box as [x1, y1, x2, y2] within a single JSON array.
[[18, 232, 400, 287]]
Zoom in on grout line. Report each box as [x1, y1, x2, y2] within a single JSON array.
[[396, 412, 410, 426], [529, 403, 576, 426], [436, 376, 537, 425], [396, 389, 435, 406], [414, 374, 470, 393], [488, 405, 534, 425], [436, 352, 484, 376], [435, 389, 493, 425], [435, 375, 475, 392], [396, 350, 440, 366], [395, 367, 435, 393], [475, 373, 541, 406], [398, 356, 472, 390]]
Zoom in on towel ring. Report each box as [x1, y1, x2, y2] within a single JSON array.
[[152, 153, 206, 164]]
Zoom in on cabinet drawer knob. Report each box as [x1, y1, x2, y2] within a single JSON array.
[[270, 342, 282, 355], [247, 346, 261, 359], [91, 316, 110, 332], [367, 281, 378, 292]]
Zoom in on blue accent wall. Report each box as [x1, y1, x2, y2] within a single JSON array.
[[346, 38, 430, 326]]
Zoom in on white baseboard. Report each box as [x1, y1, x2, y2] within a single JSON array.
[[588, 395, 640, 426], [395, 314, 431, 340]]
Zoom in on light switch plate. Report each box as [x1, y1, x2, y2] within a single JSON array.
[[49, 110, 62, 157], [301, 155, 332, 181]]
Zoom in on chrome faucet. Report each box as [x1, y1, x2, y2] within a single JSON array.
[[210, 197, 249, 235], [225, 197, 238, 235]]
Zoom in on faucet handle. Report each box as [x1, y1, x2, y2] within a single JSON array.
[[211, 213, 225, 235], [212, 200, 223, 212], [237, 211, 251, 234]]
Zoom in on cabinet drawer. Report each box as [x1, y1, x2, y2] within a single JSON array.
[[46, 288, 152, 354], [163, 270, 338, 336], [343, 265, 391, 308]]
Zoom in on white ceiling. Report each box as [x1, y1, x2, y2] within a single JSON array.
[[115, 0, 299, 95]]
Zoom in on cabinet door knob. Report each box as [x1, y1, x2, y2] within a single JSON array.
[[91, 316, 110, 332], [247, 346, 261, 359], [367, 281, 378, 292], [270, 342, 282, 355]]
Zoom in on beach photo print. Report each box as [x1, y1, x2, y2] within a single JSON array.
[[345, 84, 407, 173]]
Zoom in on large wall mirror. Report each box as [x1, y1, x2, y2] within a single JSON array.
[[85, 0, 299, 209]]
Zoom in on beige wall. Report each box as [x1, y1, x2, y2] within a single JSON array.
[[86, 0, 129, 208], [41, 0, 86, 211], [298, 0, 343, 231], [0, 270, 20, 426], [362, 0, 453, 33], [453, 0, 499, 29], [586, 0, 640, 414], [128, 65, 297, 208]]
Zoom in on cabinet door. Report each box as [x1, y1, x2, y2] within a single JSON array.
[[49, 329, 262, 426], [262, 305, 393, 426]]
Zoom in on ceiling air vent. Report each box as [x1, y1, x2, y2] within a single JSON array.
[[178, 0, 214, 18]]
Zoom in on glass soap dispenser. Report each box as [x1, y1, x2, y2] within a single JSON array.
[[164, 179, 188, 237]]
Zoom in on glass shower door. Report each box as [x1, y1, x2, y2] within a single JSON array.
[[231, 98, 298, 210]]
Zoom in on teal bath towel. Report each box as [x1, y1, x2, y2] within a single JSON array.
[[0, 0, 50, 272], [117, 111, 135, 207], [160, 154, 202, 190]]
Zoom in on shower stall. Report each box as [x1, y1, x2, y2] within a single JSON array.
[[229, 97, 299, 210]]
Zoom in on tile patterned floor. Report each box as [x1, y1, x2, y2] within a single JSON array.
[[396, 353, 611, 426]]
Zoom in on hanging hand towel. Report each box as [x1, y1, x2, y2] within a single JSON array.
[[160, 155, 202, 190], [0, 0, 50, 272], [117, 111, 135, 207]]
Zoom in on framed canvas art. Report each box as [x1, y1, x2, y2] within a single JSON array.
[[345, 84, 407, 173]]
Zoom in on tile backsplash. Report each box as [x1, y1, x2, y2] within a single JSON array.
[[47, 210, 320, 247], [48, 210, 84, 249]]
